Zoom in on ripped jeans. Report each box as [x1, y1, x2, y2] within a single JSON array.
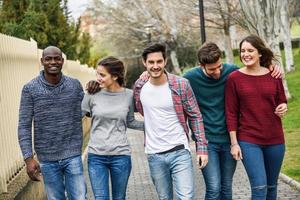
[[239, 141, 285, 200]]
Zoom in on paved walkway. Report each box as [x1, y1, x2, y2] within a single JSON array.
[[84, 129, 300, 200]]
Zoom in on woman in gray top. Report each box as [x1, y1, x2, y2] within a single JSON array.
[[82, 56, 144, 200]]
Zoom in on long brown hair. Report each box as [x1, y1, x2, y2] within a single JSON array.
[[239, 35, 276, 68]]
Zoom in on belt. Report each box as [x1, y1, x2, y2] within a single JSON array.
[[157, 144, 185, 154]]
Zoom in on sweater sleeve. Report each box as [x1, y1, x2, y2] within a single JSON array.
[[78, 81, 84, 101], [225, 75, 239, 132], [126, 97, 144, 131], [18, 85, 34, 160], [276, 79, 287, 105]]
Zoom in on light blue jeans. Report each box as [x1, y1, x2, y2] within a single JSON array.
[[88, 153, 132, 200], [147, 149, 194, 200], [39, 155, 87, 200], [201, 142, 237, 200], [239, 141, 285, 200]]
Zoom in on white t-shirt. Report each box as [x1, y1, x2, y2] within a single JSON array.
[[140, 81, 190, 154]]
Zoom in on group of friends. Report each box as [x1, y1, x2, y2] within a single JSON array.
[[18, 34, 287, 200]]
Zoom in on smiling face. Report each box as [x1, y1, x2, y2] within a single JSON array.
[[202, 58, 223, 79], [41, 47, 64, 76], [240, 41, 260, 68], [143, 52, 167, 80], [96, 65, 117, 89]]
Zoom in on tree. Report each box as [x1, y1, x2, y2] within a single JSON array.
[[289, 0, 300, 24], [281, 0, 294, 72], [200, 0, 240, 63], [0, 0, 29, 32], [89, 0, 203, 74], [0, 0, 91, 65], [77, 32, 92, 65], [0, 0, 29, 22], [181, 0, 243, 63], [239, 0, 291, 99]]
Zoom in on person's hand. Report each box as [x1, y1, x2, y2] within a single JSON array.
[[25, 157, 42, 181], [230, 144, 242, 161], [197, 154, 208, 169], [139, 71, 149, 81], [275, 103, 288, 118], [85, 80, 100, 94], [269, 64, 282, 79]]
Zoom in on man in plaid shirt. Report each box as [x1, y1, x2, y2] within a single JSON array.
[[133, 43, 208, 200]]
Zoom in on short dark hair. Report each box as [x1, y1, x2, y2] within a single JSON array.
[[97, 56, 125, 86], [142, 43, 166, 61], [197, 42, 222, 65], [239, 35, 275, 68]]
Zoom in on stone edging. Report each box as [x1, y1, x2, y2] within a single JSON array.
[[279, 173, 300, 191]]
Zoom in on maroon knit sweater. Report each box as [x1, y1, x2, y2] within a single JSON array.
[[225, 71, 287, 145]]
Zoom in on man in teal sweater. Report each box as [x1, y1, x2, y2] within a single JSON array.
[[184, 42, 237, 200], [184, 42, 281, 200]]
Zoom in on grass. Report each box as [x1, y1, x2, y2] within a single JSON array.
[[291, 20, 300, 38], [281, 48, 300, 182]]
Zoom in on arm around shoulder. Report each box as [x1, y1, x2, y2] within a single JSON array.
[[126, 93, 144, 131], [182, 80, 207, 154]]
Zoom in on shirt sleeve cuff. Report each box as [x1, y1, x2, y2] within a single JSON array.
[[196, 142, 207, 155], [23, 152, 33, 161]]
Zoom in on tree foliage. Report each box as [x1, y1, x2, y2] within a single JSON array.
[[88, 0, 203, 73], [0, 0, 91, 64]]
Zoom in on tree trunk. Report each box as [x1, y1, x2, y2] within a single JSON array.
[[281, 1, 294, 72], [230, 25, 239, 49], [223, 29, 234, 64], [219, 0, 234, 64], [170, 50, 181, 75]]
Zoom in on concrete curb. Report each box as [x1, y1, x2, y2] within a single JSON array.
[[280, 173, 300, 191]]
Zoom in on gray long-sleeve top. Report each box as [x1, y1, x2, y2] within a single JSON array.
[[18, 71, 84, 162], [82, 88, 144, 155]]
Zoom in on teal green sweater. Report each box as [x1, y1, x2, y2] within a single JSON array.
[[184, 63, 238, 143]]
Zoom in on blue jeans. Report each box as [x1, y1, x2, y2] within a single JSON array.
[[201, 142, 237, 200], [88, 153, 132, 200], [147, 149, 194, 200], [39, 155, 87, 200], [239, 141, 285, 200]]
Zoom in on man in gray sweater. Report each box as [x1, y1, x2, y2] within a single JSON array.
[[18, 46, 86, 200]]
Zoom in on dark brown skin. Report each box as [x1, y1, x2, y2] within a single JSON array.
[[25, 157, 42, 181], [86, 80, 101, 94], [40, 46, 64, 85]]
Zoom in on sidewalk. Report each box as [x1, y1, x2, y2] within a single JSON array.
[[84, 128, 300, 199]]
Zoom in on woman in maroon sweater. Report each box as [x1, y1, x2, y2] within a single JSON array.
[[225, 35, 287, 200]]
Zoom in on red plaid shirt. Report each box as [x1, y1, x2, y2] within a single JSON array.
[[133, 72, 207, 155]]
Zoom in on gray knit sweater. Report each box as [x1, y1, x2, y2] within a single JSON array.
[[18, 71, 84, 162]]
